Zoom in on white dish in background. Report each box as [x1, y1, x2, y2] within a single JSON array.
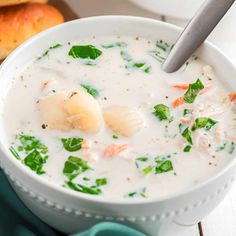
[[129, 0, 204, 19], [0, 16, 236, 236]]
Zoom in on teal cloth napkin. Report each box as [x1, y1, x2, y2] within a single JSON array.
[[0, 169, 145, 236]]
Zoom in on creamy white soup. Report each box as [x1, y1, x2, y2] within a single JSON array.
[[3, 36, 236, 200]]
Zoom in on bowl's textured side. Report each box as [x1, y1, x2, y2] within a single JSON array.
[[1, 162, 235, 222]]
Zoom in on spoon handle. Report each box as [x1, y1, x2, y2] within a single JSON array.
[[162, 0, 235, 73]]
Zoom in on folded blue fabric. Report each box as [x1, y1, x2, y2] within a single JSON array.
[[0, 170, 145, 236], [77, 222, 145, 236]]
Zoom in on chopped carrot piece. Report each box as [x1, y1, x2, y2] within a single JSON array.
[[81, 139, 91, 150], [172, 84, 189, 90], [103, 144, 128, 157], [200, 84, 213, 95], [84, 153, 93, 158], [229, 93, 236, 101], [172, 96, 185, 108]]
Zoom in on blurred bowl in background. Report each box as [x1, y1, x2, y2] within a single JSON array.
[[128, 0, 204, 19]]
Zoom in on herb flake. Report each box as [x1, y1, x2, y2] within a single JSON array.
[[37, 44, 62, 60], [182, 127, 192, 144], [156, 40, 170, 52], [143, 166, 153, 175], [9, 146, 21, 160], [66, 181, 101, 195], [102, 42, 127, 48], [184, 79, 204, 103], [183, 145, 192, 152], [127, 187, 146, 198], [153, 104, 172, 121], [80, 84, 99, 97], [120, 50, 132, 62], [183, 109, 191, 116]]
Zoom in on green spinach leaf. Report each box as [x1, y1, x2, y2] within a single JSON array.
[[68, 45, 102, 60], [182, 127, 192, 144], [95, 178, 107, 187], [192, 117, 217, 131], [183, 145, 192, 152], [155, 159, 173, 174], [63, 156, 90, 180], [184, 79, 204, 103], [80, 84, 99, 97], [61, 137, 83, 152], [24, 150, 47, 175], [19, 135, 48, 153], [153, 104, 172, 121]]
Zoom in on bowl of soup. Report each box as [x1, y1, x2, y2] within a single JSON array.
[[0, 16, 236, 235]]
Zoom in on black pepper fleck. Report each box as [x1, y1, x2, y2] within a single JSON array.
[[70, 92, 77, 98], [42, 124, 48, 129]]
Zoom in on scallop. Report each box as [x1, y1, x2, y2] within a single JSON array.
[[64, 90, 103, 133], [103, 106, 144, 137], [39, 93, 71, 130]]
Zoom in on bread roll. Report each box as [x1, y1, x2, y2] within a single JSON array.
[[0, 3, 64, 60], [0, 0, 48, 7]]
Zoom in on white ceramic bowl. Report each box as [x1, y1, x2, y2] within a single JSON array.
[[0, 16, 236, 236], [129, 0, 204, 19]]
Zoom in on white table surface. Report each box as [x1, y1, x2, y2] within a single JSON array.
[[65, 1, 236, 235]]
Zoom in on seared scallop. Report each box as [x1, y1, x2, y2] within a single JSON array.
[[64, 90, 103, 133], [39, 93, 71, 130], [103, 106, 144, 137]]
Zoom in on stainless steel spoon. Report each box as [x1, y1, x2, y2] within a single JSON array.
[[162, 0, 235, 73]]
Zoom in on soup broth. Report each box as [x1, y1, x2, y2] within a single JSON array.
[[3, 35, 236, 200]]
